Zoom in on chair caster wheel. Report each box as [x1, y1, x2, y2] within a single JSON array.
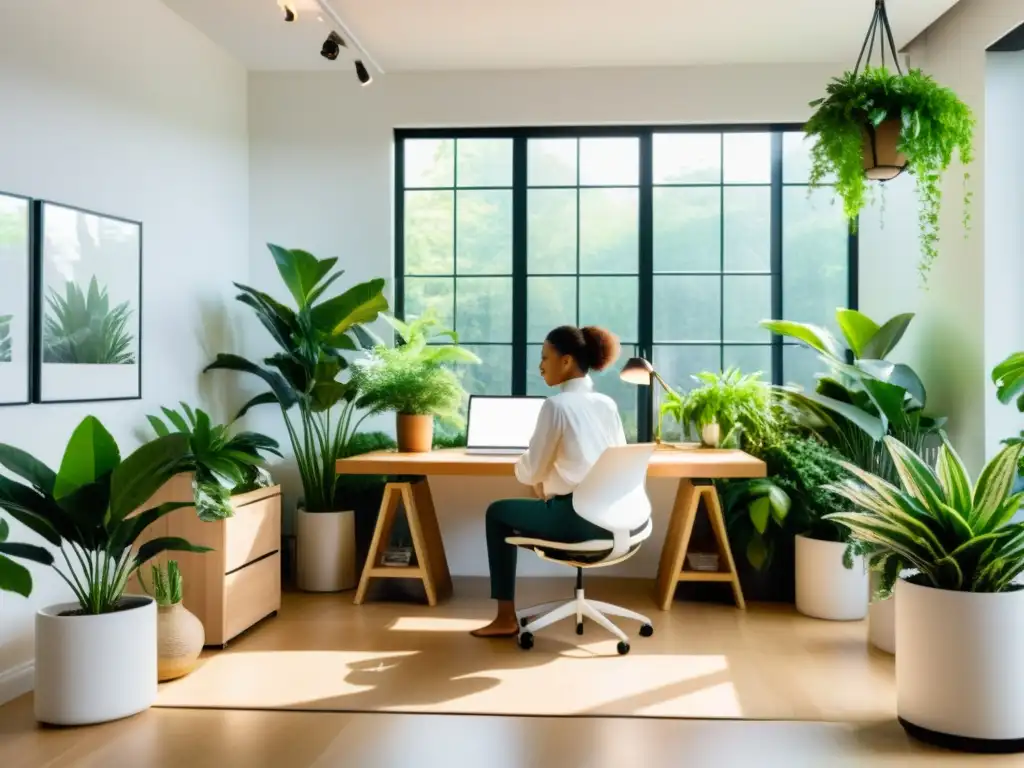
[[576, 622, 583, 635], [518, 632, 534, 650], [617, 641, 630, 655], [639, 624, 654, 638]]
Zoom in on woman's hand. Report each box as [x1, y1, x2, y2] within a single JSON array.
[[532, 483, 546, 500]]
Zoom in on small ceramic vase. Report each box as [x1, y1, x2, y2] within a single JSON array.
[[157, 602, 205, 681]]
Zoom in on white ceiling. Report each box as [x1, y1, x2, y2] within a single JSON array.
[[162, 0, 960, 73]]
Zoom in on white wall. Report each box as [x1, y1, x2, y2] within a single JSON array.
[[247, 62, 868, 578], [0, 0, 250, 702], [984, 51, 1024, 457], [893, 0, 1024, 471]]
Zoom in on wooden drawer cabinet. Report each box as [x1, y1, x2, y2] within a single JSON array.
[[134, 474, 282, 647]]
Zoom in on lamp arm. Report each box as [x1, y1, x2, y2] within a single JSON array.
[[651, 370, 676, 397]]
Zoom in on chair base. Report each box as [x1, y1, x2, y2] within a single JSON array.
[[516, 587, 653, 650]]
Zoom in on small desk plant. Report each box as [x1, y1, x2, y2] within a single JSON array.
[[0, 416, 208, 725], [352, 309, 480, 452]]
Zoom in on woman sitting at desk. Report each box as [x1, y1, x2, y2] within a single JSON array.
[[471, 324, 625, 638]]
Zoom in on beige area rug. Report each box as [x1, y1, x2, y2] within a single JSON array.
[[155, 578, 896, 721]]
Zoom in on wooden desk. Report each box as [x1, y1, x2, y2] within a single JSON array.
[[336, 446, 766, 610]]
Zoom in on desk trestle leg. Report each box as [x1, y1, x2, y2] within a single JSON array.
[[354, 480, 453, 606], [655, 480, 745, 611]]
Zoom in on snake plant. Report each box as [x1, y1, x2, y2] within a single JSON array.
[[824, 435, 1024, 597]]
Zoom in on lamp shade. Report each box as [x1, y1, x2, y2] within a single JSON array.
[[620, 357, 654, 385]]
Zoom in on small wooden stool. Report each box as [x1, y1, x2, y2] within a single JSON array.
[[655, 480, 745, 611], [355, 479, 453, 606]]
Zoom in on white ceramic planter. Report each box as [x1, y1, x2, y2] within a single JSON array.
[[794, 534, 868, 621], [296, 507, 356, 592], [35, 596, 157, 726], [896, 578, 1024, 751], [868, 571, 895, 654], [700, 423, 721, 447]]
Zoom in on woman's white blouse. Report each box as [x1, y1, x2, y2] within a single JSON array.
[[514, 375, 627, 497]]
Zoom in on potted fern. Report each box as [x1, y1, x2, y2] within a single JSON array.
[[826, 436, 1024, 751], [659, 367, 774, 448], [352, 310, 480, 452], [0, 416, 208, 725], [805, 2, 974, 285], [139, 560, 204, 681]]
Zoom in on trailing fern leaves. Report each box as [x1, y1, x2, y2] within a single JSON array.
[[805, 67, 975, 286]]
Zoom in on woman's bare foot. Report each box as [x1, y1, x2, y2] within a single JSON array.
[[470, 600, 518, 638]]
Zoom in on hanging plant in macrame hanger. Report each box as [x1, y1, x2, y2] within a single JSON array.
[[804, 0, 975, 287]]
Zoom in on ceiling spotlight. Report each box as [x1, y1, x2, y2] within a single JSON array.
[[354, 60, 372, 86], [279, 2, 296, 21], [320, 30, 345, 61]]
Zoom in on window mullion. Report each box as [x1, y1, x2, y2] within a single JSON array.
[[511, 136, 527, 395], [638, 131, 654, 443], [770, 132, 783, 386]]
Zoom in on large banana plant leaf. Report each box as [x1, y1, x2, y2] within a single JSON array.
[[206, 244, 389, 513], [993, 352, 1024, 412], [0, 416, 209, 609]]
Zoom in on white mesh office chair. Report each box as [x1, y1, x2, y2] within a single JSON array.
[[508, 443, 656, 655]]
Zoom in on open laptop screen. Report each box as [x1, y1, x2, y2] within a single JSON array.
[[466, 395, 546, 450]]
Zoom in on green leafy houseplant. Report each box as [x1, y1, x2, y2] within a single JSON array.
[[0, 314, 11, 362], [147, 403, 281, 522], [806, 67, 975, 284], [825, 435, 1024, 597], [659, 367, 775, 448], [44, 277, 135, 364], [206, 243, 388, 513], [763, 309, 944, 482], [992, 351, 1024, 480], [0, 416, 209, 610], [352, 310, 480, 429]]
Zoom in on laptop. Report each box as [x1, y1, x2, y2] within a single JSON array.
[[465, 395, 546, 455]]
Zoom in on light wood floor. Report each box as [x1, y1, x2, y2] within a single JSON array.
[[154, 578, 895, 721], [1, 578, 1012, 766], [1, 695, 1017, 767]]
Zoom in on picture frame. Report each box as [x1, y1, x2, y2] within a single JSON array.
[[0, 191, 33, 406], [33, 200, 142, 403]]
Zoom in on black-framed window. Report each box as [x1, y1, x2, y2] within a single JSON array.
[[395, 126, 857, 442]]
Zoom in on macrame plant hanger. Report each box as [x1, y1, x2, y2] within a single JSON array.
[[854, 0, 907, 181]]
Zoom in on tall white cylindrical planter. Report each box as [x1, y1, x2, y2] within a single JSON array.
[[296, 508, 356, 592], [897, 579, 1024, 751], [868, 571, 895, 654], [794, 534, 868, 620], [35, 596, 157, 726]]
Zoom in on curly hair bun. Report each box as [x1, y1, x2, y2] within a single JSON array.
[[580, 326, 620, 372]]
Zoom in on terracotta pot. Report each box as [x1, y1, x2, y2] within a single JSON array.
[[157, 602, 205, 681], [397, 413, 434, 453], [861, 119, 907, 181]]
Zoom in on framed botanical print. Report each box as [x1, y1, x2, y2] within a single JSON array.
[[0, 192, 32, 406], [34, 200, 142, 403]]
